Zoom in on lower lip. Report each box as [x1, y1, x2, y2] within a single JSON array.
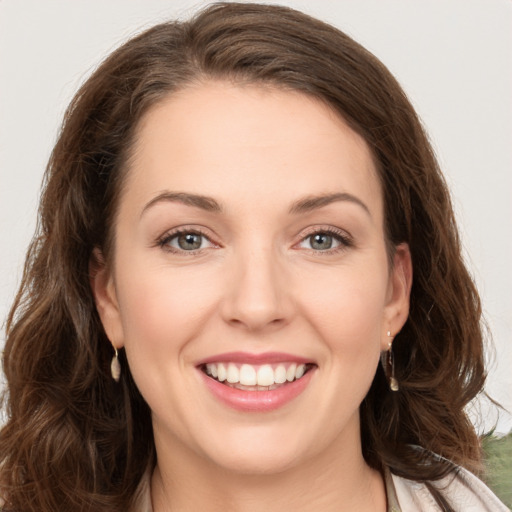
[[199, 368, 315, 412]]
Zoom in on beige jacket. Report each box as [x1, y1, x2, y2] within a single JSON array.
[[391, 467, 509, 511], [130, 465, 509, 511]]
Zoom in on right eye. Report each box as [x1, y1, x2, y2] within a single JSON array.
[[301, 232, 340, 251], [158, 230, 215, 253], [296, 227, 353, 254]]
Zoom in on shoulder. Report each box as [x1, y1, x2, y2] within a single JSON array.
[[392, 466, 509, 512]]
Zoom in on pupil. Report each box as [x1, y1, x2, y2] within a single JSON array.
[[178, 233, 201, 250], [311, 233, 332, 250]]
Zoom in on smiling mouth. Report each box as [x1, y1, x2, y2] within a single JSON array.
[[200, 362, 316, 391]]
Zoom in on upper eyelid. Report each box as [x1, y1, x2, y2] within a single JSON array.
[[294, 226, 354, 250], [159, 225, 215, 239], [157, 226, 219, 249], [297, 225, 352, 240]]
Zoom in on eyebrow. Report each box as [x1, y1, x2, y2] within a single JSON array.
[[289, 193, 371, 216], [141, 192, 222, 217], [141, 191, 370, 218]]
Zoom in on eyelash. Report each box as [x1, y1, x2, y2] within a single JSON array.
[[297, 227, 354, 254], [157, 227, 216, 255], [156, 226, 353, 255]]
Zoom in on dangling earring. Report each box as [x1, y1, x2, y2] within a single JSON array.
[[384, 331, 399, 391], [111, 347, 121, 382]]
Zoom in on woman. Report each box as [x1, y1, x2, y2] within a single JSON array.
[[0, 3, 507, 511]]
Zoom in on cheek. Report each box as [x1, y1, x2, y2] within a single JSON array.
[[112, 261, 224, 421], [304, 265, 387, 326], [297, 262, 389, 362], [114, 261, 221, 355]]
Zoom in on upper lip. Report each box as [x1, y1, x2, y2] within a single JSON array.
[[196, 351, 315, 366]]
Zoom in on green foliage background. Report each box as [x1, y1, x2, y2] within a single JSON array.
[[482, 431, 512, 509]]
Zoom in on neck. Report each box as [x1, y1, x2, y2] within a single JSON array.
[[150, 423, 386, 512]]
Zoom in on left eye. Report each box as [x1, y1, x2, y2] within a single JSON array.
[[299, 232, 343, 251], [164, 232, 213, 251]]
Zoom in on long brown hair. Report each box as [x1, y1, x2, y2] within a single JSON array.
[[1, 3, 486, 510]]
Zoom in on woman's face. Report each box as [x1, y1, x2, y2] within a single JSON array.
[[93, 82, 411, 475]]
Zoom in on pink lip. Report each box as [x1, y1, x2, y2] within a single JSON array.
[[196, 351, 313, 366], [198, 366, 316, 412]]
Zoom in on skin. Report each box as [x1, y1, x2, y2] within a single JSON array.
[[92, 82, 412, 511]]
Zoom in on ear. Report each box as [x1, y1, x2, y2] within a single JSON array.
[[381, 243, 413, 350], [89, 248, 125, 349]]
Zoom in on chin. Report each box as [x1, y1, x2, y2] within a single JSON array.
[[196, 426, 312, 476], [210, 450, 301, 476]]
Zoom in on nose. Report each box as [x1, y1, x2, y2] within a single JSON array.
[[220, 245, 293, 332]]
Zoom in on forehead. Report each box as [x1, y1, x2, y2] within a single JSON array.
[[123, 81, 382, 219]]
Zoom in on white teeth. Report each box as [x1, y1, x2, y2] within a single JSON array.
[[239, 364, 257, 385], [217, 363, 227, 382], [257, 365, 274, 386], [226, 363, 239, 383], [295, 364, 306, 379], [286, 363, 297, 382], [206, 363, 218, 378], [204, 361, 311, 387], [274, 365, 287, 384]]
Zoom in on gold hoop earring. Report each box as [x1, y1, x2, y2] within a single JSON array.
[[111, 347, 121, 382]]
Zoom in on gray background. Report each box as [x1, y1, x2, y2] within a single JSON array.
[[1, 0, 511, 433]]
